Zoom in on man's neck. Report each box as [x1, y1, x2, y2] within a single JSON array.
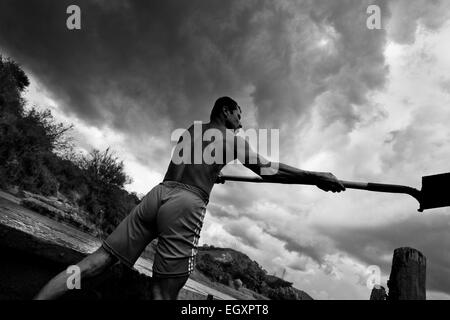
[[205, 118, 239, 136], [207, 119, 226, 130]]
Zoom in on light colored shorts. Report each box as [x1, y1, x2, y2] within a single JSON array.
[[102, 181, 208, 278]]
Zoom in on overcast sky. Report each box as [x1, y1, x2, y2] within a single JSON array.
[[1, 0, 450, 299]]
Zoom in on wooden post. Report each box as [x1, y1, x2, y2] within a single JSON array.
[[387, 247, 426, 300], [370, 285, 387, 300]]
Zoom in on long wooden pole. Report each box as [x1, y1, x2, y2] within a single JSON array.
[[217, 175, 422, 209]]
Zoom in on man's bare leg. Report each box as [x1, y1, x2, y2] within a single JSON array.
[[151, 276, 189, 300], [34, 246, 117, 300]]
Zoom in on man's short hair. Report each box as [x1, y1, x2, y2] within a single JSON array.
[[210, 96, 240, 120]]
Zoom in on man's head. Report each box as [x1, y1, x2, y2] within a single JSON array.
[[210, 96, 242, 131]]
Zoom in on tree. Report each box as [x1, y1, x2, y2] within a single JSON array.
[[0, 54, 29, 116], [76, 148, 137, 236], [79, 148, 131, 189], [0, 55, 73, 192]]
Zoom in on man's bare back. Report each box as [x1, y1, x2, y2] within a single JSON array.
[[163, 122, 231, 196]]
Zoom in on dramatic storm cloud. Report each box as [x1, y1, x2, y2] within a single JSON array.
[[0, 0, 389, 162], [1, 0, 449, 299]]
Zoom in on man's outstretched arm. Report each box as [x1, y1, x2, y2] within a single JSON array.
[[258, 162, 345, 193], [232, 135, 345, 193]]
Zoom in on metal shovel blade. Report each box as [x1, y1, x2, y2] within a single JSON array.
[[420, 172, 450, 211]]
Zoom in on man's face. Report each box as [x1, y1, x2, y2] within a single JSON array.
[[225, 106, 242, 132]]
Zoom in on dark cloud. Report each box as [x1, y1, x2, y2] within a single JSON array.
[[211, 185, 258, 211], [0, 0, 391, 162], [287, 261, 307, 272], [223, 220, 262, 248], [380, 105, 450, 180], [439, 78, 450, 94], [317, 211, 450, 295], [304, 0, 389, 129], [265, 229, 326, 266], [388, 0, 450, 44], [207, 203, 238, 219]]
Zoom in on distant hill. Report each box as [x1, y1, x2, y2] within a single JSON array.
[[195, 245, 313, 300]]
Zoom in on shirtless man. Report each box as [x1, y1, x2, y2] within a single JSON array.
[[35, 96, 345, 300]]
